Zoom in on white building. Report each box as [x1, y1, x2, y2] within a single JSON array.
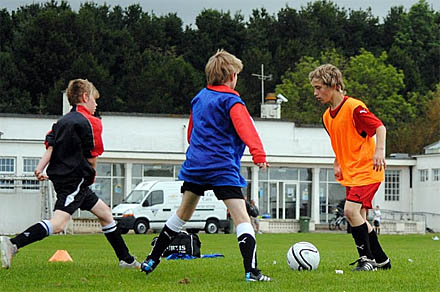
[[0, 112, 439, 234]]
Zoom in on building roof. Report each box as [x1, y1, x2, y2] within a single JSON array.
[[424, 140, 440, 154]]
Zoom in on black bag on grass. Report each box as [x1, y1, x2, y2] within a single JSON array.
[[151, 231, 201, 258]]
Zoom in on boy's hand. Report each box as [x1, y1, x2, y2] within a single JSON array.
[[373, 148, 386, 171], [257, 162, 270, 169], [34, 169, 49, 181], [333, 159, 343, 180]]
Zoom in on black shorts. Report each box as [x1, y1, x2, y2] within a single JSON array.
[[373, 220, 380, 227], [181, 181, 244, 201], [52, 178, 99, 215]]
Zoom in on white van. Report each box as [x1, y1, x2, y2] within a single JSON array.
[[112, 180, 230, 234]]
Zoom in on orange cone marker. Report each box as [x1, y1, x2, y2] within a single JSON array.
[[49, 250, 73, 262]]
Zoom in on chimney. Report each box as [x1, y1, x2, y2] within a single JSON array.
[[260, 93, 288, 119]]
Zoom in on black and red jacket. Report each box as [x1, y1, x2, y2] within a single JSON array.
[[45, 105, 104, 185]]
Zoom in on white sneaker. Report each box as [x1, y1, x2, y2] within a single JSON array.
[[1, 236, 17, 269], [119, 258, 141, 269]]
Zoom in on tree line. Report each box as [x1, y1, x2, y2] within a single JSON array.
[[0, 0, 438, 154]]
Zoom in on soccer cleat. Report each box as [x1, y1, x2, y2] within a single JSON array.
[[350, 256, 377, 271], [377, 258, 391, 270], [119, 258, 141, 269], [245, 270, 272, 282], [140, 256, 160, 276], [1, 236, 17, 269]]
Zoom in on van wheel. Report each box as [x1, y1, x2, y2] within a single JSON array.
[[134, 219, 149, 234], [205, 219, 219, 234], [119, 228, 129, 234]]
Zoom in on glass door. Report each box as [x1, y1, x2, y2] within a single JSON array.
[[284, 183, 297, 219], [270, 182, 278, 219]]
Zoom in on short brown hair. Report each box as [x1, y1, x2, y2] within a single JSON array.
[[309, 64, 346, 94], [66, 79, 99, 105], [205, 49, 243, 86]]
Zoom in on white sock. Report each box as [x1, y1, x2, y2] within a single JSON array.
[[39, 220, 53, 236], [236, 222, 255, 238], [102, 221, 117, 234], [166, 213, 186, 233]]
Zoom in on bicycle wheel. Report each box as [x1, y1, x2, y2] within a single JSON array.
[[329, 218, 337, 230], [338, 217, 347, 231]]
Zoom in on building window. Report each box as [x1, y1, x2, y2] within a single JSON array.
[[23, 158, 40, 173], [419, 169, 429, 182], [132, 164, 181, 189], [432, 169, 439, 182], [319, 168, 345, 223], [385, 170, 400, 201], [82, 163, 126, 218], [0, 158, 15, 173]]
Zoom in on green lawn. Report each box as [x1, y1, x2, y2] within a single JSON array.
[[1, 233, 439, 291]]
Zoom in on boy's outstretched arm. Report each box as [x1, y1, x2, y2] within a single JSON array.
[[187, 112, 193, 144], [373, 125, 386, 171], [34, 146, 53, 181], [230, 103, 269, 169]]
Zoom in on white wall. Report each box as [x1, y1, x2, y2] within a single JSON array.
[[413, 155, 440, 214], [0, 192, 41, 235]]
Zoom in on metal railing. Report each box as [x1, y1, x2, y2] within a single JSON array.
[[0, 175, 41, 192]]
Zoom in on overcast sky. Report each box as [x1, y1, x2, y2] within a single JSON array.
[[3, 0, 439, 25]]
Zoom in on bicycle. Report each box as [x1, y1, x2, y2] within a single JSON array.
[[328, 207, 348, 231]]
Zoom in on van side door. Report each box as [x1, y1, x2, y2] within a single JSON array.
[[142, 190, 167, 230]]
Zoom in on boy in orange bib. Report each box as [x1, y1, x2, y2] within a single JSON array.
[[309, 64, 390, 271]]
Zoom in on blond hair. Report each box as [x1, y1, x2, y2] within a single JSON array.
[[205, 49, 243, 86], [309, 64, 346, 94], [66, 79, 100, 106]]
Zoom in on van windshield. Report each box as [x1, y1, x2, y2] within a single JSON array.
[[122, 190, 147, 204]]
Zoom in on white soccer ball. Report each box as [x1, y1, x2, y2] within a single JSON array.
[[287, 241, 320, 271]]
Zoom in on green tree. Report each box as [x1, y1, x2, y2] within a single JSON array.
[[11, 1, 76, 113], [276, 50, 347, 124], [388, 86, 440, 154], [386, 0, 439, 93], [0, 51, 32, 113], [0, 9, 13, 51], [342, 8, 382, 56], [182, 9, 247, 72], [120, 49, 203, 114], [344, 49, 414, 128]]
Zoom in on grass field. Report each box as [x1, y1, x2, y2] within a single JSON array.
[[1, 232, 439, 291]]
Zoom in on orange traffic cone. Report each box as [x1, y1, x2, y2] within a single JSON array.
[[49, 250, 73, 262]]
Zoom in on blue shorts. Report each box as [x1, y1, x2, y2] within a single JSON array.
[[181, 181, 244, 201]]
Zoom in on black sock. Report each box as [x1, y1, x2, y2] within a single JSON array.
[[10, 222, 49, 249], [149, 225, 178, 261], [237, 233, 257, 273], [103, 223, 133, 263], [351, 222, 373, 259], [368, 230, 388, 263]]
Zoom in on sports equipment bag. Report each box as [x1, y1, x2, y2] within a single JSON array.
[[152, 231, 201, 258]]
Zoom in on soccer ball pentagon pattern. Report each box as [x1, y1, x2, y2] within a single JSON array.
[[287, 241, 320, 270]]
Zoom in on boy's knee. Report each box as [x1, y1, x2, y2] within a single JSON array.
[[51, 222, 67, 234]]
